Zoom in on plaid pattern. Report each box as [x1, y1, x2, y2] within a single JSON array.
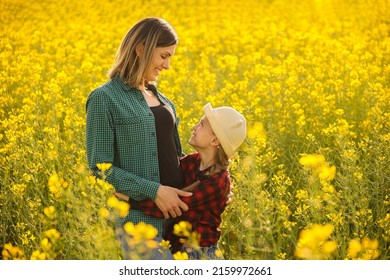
[[134, 153, 231, 247], [85, 75, 182, 234]]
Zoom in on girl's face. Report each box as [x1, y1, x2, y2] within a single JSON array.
[[189, 116, 217, 149], [144, 44, 176, 82]]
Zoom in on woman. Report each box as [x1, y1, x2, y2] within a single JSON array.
[[120, 103, 247, 259], [85, 17, 191, 259]]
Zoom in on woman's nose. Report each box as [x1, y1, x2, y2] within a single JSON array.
[[163, 58, 170, 69]]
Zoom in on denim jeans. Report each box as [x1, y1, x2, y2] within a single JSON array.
[[181, 244, 224, 260], [116, 225, 174, 260]]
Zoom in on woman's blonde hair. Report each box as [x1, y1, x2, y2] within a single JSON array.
[[108, 17, 178, 87]]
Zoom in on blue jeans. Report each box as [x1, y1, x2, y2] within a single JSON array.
[[181, 244, 224, 260], [116, 225, 174, 260]]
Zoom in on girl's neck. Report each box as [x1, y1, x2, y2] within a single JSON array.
[[198, 150, 217, 171]]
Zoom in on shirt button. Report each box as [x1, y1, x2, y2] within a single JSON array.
[[151, 132, 155, 137], [153, 151, 157, 156], [153, 172, 158, 176], [149, 113, 153, 116]]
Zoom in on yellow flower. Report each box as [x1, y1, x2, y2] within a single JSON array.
[[277, 252, 287, 260], [362, 237, 378, 250], [347, 237, 380, 260], [45, 228, 61, 241], [299, 154, 325, 169], [322, 241, 337, 254], [96, 162, 112, 172], [347, 239, 362, 258], [173, 221, 200, 248], [107, 195, 120, 208], [295, 189, 309, 200], [40, 238, 52, 251], [295, 224, 336, 259], [247, 121, 267, 143], [43, 205, 56, 219], [159, 239, 171, 250], [173, 251, 189, 260], [48, 173, 68, 198], [87, 175, 97, 185], [123, 222, 158, 241], [11, 183, 27, 195], [145, 240, 158, 249], [117, 201, 130, 217], [107, 195, 129, 217], [173, 221, 193, 237], [2, 243, 25, 260], [97, 178, 114, 191], [98, 207, 109, 218], [326, 212, 344, 226], [317, 164, 336, 182], [30, 250, 47, 260]]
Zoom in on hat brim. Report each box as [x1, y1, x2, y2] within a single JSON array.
[[203, 103, 236, 159]]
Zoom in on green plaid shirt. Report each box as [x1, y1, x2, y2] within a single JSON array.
[[86, 75, 182, 234]]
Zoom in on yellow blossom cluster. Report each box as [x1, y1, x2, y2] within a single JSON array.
[[107, 195, 130, 218], [299, 154, 336, 186], [295, 224, 337, 260], [2, 243, 25, 260], [347, 237, 380, 260]]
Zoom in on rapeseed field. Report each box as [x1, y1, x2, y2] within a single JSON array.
[[1, 0, 389, 260]]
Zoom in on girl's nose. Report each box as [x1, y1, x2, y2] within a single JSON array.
[[192, 123, 199, 131]]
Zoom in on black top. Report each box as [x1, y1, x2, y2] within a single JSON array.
[[150, 103, 184, 189]]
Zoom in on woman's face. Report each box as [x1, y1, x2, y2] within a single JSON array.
[[189, 116, 216, 149], [144, 44, 177, 82]]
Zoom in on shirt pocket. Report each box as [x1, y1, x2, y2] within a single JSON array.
[[114, 117, 145, 145], [115, 117, 143, 125]]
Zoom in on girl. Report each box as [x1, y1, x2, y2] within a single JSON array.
[[119, 103, 247, 259]]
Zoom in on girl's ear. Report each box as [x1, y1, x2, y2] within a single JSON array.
[[136, 44, 144, 57], [211, 137, 220, 147]]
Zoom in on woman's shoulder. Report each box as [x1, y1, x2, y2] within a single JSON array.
[[88, 77, 138, 101]]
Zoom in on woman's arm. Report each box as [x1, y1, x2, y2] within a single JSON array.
[[116, 174, 230, 219], [113, 181, 200, 218], [86, 89, 160, 200]]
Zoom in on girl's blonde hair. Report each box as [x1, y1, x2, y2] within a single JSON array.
[[216, 146, 230, 171], [108, 18, 178, 87], [209, 146, 230, 176]]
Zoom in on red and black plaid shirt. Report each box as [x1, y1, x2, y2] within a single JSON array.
[[130, 152, 231, 248]]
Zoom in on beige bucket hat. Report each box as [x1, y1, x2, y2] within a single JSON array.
[[203, 103, 247, 159]]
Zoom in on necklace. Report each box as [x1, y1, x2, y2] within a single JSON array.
[[199, 164, 215, 173], [197, 164, 215, 180], [139, 86, 152, 97]]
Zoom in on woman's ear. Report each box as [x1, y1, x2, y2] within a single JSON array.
[[136, 44, 144, 57]]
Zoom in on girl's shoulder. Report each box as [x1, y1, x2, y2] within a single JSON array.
[[180, 152, 200, 163]]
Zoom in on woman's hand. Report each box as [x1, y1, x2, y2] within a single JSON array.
[[155, 185, 193, 219]]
